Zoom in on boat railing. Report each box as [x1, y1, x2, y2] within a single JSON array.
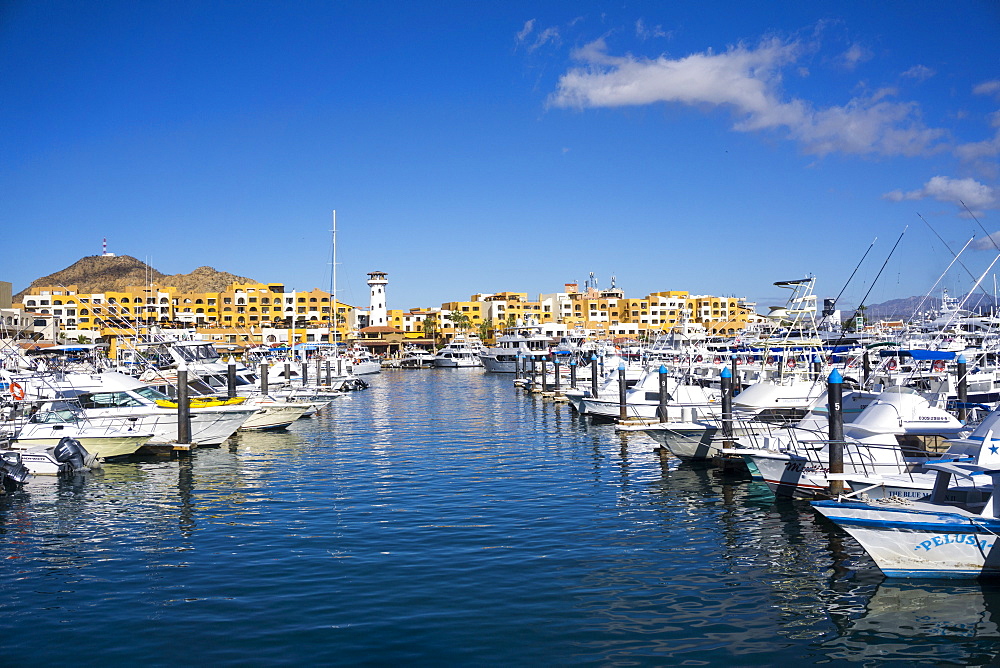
[[788, 436, 949, 481]]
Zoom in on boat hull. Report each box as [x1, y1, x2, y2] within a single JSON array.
[[12, 434, 152, 459], [480, 355, 516, 373], [433, 357, 481, 368], [813, 500, 1000, 578], [645, 423, 763, 461], [239, 404, 310, 431]]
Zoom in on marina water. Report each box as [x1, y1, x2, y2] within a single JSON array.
[[2, 369, 999, 665]]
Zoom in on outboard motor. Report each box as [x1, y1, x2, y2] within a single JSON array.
[[0, 451, 30, 492], [53, 437, 92, 473]]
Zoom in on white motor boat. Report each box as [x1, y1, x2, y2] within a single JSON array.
[[735, 387, 968, 498], [398, 346, 436, 368], [237, 395, 311, 431], [142, 370, 311, 432], [10, 404, 154, 459], [19, 371, 257, 447], [344, 346, 382, 375], [434, 336, 483, 368], [11, 437, 100, 476], [652, 388, 880, 462], [579, 366, 719, 420]]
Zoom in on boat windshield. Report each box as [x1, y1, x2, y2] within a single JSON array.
[[78, 391, 146, 409], [134, 386, 170, 402]]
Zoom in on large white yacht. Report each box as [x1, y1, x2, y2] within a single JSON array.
[[479, 326, 554, 373]]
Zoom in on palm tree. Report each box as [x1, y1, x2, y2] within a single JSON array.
[[478, 317, 494, 343], [445, 311, 471, 333], [422, 314, 439, 346]]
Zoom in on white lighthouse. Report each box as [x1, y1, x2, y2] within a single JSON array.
[[367, 271, 388, 327]]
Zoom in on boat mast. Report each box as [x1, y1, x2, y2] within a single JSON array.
[[330, 210, 337, 354]]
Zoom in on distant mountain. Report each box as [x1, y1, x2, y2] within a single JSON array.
[[863, 293, 999, 319], [15, 255, 255, 300]]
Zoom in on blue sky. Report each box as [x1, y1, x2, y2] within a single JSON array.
[[2, 1, 998, 314]]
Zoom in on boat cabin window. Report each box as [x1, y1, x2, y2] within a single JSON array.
[[78, 392, 145, 409], [200, 374, 226, 388], [176, 345, 221, 363], [29, 408, 81, 424], [187, 378, 215, 394]]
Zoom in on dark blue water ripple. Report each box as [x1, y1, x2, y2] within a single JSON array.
[[2, 368, 998, 665]]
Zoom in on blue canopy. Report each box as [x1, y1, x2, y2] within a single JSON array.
[[905, 349, 957, 361]]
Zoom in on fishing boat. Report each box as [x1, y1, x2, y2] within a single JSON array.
[[838, 402, 1000, 502], [812, 428, 1000, 578]]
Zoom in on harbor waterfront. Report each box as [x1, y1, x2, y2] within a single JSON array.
[[2, 369, 999, 664]]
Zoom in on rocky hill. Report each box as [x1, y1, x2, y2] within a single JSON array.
[[15, 255, 255, 299]]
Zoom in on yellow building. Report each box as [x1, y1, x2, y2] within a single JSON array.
[[15, 277, 761, 351]]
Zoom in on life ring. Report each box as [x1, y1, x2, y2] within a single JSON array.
[[886, 358, 897, 371], [767, 356, 776, 365], [787, 358, 796, 369], [10, 382, 25, 401], [694, 355, 703, 363], [713, 356, 722, 365], [932, 360, 946, 372], [736, 357, 744, 365]]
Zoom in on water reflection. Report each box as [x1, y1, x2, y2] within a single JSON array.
[[823, 580, 1000, 663], [2, 370, 1000, 664]]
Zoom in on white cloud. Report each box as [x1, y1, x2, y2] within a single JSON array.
[[901, 65, 935, 81], [635, 19, 667, 41], [548, 38, 947, 157], [972, 232, 1000, 251], [836, 43, 872, 70], [517, 19, 560, 52], [532, 27, 561, 51], [973, 79, 1000, 97], [516, 19, 535, 45], [883, 176, 998, 213], [956, 128, 1000, 162]]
